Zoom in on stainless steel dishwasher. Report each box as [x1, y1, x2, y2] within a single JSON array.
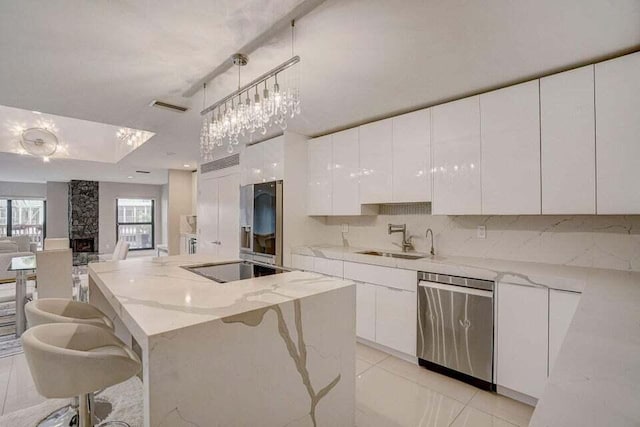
[[417, 272, 495, 390]]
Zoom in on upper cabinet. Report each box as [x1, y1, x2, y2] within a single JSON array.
[[332, 128, 362, 215], [392, 109, 431, 203], [541, 66, 596, 214], [307, 135, 333, 215], [595, 52, 640, 214], [359, 118, 393, 204], [481, 81, 541, 215], [240, 136, 284, 186], [432, 96, 482, 215]]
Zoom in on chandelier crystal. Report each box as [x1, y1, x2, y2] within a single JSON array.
[[200, 55, 301, 160]]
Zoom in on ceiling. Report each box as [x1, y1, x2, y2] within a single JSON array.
[[1, 0, 640, 182]]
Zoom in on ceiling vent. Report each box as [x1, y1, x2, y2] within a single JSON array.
[[135, 170, 151, 174], [149, 100, 189, 113]]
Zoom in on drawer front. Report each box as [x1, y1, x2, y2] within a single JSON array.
[[291, 254, 314, 271], [313, 257, 344, 277], [343, 261, 416, 291]]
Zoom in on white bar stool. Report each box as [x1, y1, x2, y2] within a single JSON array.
[[25, 298, 114, 330], [22, 323, 141, 427]]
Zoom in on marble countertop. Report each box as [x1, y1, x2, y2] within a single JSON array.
[[88, 254, 354, 338], [293, 244, 640, 426]]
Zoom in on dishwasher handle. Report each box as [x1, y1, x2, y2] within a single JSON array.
[[419, 280, 493, 298]]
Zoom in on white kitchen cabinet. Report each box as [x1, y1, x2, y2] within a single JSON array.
[[541, 66, 596, 214], [262, 136, 284, 182], [291, 254, 314, 271], [431, 96, 482, 215], [481, 81, 541, 214], [359, 118, 393, 204], [356, 282, 376, 342], [549, 290, 581, 374], [375, 286, 416, 356], [392, 109, 431, 203], [240, 142, 264, 186], [595, 52, 640, 214], [197, 173, 240, 258], [332, 128, 361, 215], [497, 282, 548, 399], [343, 262, 416, 292], [312, 257, 344, 277], [307, 135, 333, 215]]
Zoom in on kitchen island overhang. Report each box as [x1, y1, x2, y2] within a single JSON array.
[[88, 255, 356, 427]]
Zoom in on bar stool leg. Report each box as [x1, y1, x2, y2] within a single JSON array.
[[79, 393, 92, 427]]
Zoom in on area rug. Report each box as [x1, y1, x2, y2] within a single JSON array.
[[0, 376, 143, 427]]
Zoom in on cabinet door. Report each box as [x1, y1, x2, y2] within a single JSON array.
[[262, 136, 285, 182], [375, 286, 416, 356], [595, 52, 640, 214], [197, 177, 219, 256], [392, 109, 431, 202], [497, 282, 548, 398], [307, 135, 333, 215], [481, 81, 541, 214], [541, 66, 595, 214], [332, 128, 361, 215], [291, 254, 314, 271], [356, 282, 376, 342], [359, 118, 393, 203], [549, 290, 581, 374], [216, 173, 240, 258], [431, 96, 482, 214], [242, 143, 264, 186]]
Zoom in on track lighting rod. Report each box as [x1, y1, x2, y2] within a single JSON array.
[[200, 55, 300, 116]]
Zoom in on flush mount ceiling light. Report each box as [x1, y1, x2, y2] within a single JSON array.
[[116, 127, 154, 148], [20, 127, 58, 162], [200, 21, 301, 159]]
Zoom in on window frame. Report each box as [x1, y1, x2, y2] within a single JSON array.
[[115, 198, 155, 251], [0, 198, 47, 242]]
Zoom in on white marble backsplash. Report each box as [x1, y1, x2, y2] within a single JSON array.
[[311, 205, 640, 272]]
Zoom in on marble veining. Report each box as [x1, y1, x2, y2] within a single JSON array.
[[223, 300, 340, 427]]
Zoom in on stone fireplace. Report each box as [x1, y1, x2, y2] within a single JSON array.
[[68, 180, 99, 265]]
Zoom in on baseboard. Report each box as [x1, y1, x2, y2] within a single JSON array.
[[496, 385, 538, 407], [356, 337, 418, 364]]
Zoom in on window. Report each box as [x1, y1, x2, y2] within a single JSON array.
[[0, 199, 46, 248], [116, 198, 154, 250]]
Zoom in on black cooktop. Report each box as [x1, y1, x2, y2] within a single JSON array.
[[184, 261, 288, 283]]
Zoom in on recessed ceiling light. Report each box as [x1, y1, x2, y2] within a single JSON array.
[[127, 176, 133, 179], [183, 164, 190, 168], [32, 111, 42, 115], [42, 156, 50, 163]]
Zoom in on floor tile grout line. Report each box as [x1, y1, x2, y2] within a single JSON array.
[[446, 401, 467, 427], [1, 355, 15, 415]]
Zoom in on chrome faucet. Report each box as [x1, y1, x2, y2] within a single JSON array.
[[388, 224, 413, 252], [425, 228, 435, 256]]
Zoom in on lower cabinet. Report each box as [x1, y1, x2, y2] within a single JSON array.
[[290, 254, 314, 271], [497, 282, 549, 399], [356, 283, 376, 342], [375, 286, 416, 356], [549, 289, 581, 374]]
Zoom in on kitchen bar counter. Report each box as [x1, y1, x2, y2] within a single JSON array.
[[293, 244, 640, 426], [88, 254, 356, 427]]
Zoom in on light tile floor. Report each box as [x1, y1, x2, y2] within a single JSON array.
[[0, 344, 535, 426]]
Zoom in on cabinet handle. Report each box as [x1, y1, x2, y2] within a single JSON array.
[[210, 241, 221, 245]]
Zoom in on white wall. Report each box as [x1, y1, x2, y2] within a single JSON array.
[[98, 182, 163, 253], [45, 181, 68, 238], [310, 204, 640, 272], [167, 170, 192, 255], [0, 181, 46, 199], [160, 183, 168, 245]]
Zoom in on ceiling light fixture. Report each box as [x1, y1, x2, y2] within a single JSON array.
[[200, 21, 301, 159], [183, 164, 191, 168], [20, 127, 58, 161], [116, 128, 147, 147]]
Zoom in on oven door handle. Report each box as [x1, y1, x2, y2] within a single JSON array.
[[418, 280, 493, 298]]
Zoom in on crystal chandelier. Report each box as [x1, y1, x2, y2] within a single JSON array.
[[199, 55, 301, 159], [200, 21, 301, 160], [117, 128, 145, 147]]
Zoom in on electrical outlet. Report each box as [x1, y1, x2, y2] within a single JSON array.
[[477, 225, 486, 239], [341, 224, 349, 233]]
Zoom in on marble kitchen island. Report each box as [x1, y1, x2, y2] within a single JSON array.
[[88, 254, 356, 427]]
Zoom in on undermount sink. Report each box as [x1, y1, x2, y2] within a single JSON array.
[[356, 250, 427, 260]]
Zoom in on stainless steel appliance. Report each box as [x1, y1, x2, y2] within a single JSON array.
[[183, 260, 289, 283], [239, 180, 283, 265], [417, 272, 495, 390]]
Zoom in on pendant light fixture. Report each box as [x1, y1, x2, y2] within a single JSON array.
[[200, 21, 301, 159]]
